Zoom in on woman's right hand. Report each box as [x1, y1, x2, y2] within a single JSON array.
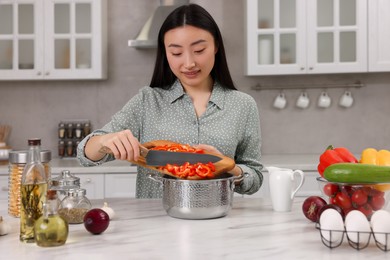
[[85, 130, 140, 161]]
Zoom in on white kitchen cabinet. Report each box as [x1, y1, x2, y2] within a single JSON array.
[[368, 0, 390, 71], [246, 0, 367, 75], [105, 173, 137, 198], [0, 0, 107, 80], [78, 173, 104, 200]]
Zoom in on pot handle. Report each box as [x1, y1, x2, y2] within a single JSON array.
[[148, 173, 163, 183], [231, 173, 245, 190]]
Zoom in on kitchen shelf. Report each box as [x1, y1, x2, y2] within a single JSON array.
[[251, 80, 364, 91]]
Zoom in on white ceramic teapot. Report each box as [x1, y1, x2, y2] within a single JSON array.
[[266, 166, 305, 212]]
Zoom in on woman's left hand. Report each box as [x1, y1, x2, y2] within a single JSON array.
[[193, 144, 222, 155], [194, 144, 243, 177]]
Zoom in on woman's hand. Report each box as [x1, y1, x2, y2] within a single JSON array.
[[85, 130, 140, 161], [193, 144, 222, 155], [195, 144, 243, 177]]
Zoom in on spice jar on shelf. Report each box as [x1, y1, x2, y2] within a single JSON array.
[[66, 141, 73, 157], [75, 123, 83, 139], [66, 123, 73, 139], [58, 140, 65, 157], [58, 123, 66, 139], [58, 188, 91, 224], [83, 122, 91, 137]]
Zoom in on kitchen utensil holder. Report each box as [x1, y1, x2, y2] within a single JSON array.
[[316, 223, 389, 251]]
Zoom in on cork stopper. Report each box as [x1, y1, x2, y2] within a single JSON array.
[[47, 189, 57, 200], [28, 138, 41, 146]]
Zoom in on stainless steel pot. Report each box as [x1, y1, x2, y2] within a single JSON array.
[[149, 173, 241, 220]]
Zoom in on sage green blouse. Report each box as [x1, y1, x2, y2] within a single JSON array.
[[77, 80, 263, 198]]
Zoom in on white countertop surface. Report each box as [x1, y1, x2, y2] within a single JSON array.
[[0, 154, 320, 175], [0, 197, 388, 260]]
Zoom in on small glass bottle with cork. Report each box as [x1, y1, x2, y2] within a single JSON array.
[[34, 190, 68, 247]]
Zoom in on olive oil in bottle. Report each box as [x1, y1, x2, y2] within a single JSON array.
[[35, 190, 68, 247], [20, 139, 47, 243]]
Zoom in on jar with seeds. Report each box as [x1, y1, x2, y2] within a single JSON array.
[[58, 188, 91, 224]]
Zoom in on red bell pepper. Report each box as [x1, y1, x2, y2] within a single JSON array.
[[153, 144, 216, 179], [317, 145, 358, 177]]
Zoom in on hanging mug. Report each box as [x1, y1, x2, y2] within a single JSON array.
[[339, 91, 354, 108], [296, 91, 310, 109], [273, 92, 287, 109], [318, 91, 332, 108]]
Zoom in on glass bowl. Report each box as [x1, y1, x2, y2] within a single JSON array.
[[317, 177, 390, 219]]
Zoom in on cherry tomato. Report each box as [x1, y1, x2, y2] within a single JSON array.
[[357, 204, 373, 218], [340, 185, 355, 196], [335, 191, 352, 210], [369, 194, 385, 211], [329, 196, 337, 205], [351, 189, 368, 208], [361, 186, 372, 196], [370, 188, 385, 197], [323, 183, 339, 197]]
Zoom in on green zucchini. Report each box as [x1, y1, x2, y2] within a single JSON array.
[[323, 163, 390, 183]]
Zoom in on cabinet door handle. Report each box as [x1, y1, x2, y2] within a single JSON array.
[[1, 186, 8, 191], [45, 71, 50, 76], [309, 67, 313, 70], [86, 178, 92, 183], [37, 72, 42, 75], [300, 67, 305, 70]]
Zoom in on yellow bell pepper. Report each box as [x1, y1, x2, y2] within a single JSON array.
[[360, 148, 390, 191], [360, 148, 390, 166]]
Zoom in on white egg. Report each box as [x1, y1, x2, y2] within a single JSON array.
[[319, 208, 344, 245], [345, 210, 371, 246], [371, 210, 390, 247]]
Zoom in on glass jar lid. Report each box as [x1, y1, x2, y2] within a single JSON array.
[[67, 188, 87, 197], [49, 170, 80, 189], [9, 150, 51, 163]]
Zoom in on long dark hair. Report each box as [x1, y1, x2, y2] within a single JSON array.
[[149, 4, 236, 90]]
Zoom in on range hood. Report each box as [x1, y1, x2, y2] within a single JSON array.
[[128, 0, 189, 49]]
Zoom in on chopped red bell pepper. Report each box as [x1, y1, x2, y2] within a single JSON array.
[[317, 145, 358, 177]]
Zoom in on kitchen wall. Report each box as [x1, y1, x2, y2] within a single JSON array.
[[1, 0, 390, 157]]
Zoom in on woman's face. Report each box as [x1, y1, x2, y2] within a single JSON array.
[[164, 25, 217, 90]]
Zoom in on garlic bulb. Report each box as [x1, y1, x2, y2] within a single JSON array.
[[0, 216, 11, 236], [101, 202, 115, 220]]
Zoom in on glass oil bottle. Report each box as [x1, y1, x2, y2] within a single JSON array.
[[20, 139, 48, 243], [34, 190, 68, 247]]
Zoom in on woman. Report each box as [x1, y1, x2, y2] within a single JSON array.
[[77, 4, 263, 198]]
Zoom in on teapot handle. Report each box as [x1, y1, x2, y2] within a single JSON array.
[[291, 170, 305, 199]]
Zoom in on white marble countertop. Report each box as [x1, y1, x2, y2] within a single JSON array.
[[0, 154, 320, 175], [0, 197, 388, 260]]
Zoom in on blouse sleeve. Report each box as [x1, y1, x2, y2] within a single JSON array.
[[233, 97, 263, 195], [77, 89, 144, 166]]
